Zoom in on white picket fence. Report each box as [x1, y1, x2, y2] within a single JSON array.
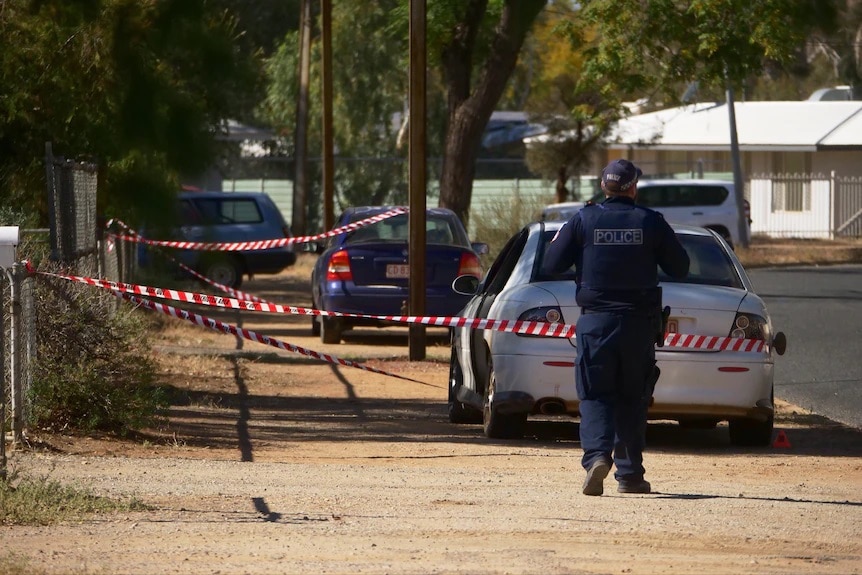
[[749, 173, 862, 239]]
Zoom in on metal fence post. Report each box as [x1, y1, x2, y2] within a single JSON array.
[[1, 269, 7, 480], [9, 263, 22, 443], [830, 170, 836, 240]]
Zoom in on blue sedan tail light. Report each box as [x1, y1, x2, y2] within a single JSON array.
[[326, 249, 352, 281], [458, 252, 483, 278]]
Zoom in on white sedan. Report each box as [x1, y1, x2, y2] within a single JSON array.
[[448, 222, 787, 446]]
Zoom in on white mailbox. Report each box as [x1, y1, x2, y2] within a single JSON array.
[[0, 226, 19, 268]]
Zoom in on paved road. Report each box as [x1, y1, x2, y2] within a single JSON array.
[[748, 264, 862, 429]]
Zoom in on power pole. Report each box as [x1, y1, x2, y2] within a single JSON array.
[[293, 0, 312, 236], [321, 0, 334, 231], [408, 0, 427, 360], [726, 84, 750, 249]]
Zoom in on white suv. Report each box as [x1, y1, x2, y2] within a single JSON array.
[[541, 179, 750, 248]]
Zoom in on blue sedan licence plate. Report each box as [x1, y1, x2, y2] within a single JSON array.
[[386, 264, 410, 279]]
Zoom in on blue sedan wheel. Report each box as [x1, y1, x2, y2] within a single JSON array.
[[311, 301, 320, 337]]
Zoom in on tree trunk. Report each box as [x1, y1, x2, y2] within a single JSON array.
[[852, 0, 862, 99], [555, 165, 569, 203], [437, 0, 547, 229]]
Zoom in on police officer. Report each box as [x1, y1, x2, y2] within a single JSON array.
[[543, 159, 689, 496]]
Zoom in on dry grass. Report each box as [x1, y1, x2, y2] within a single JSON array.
[[736, 236, 862, 268], [0, 473, 147, 526]]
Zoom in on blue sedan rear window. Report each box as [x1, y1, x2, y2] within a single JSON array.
[[345, 213, 469, 247]]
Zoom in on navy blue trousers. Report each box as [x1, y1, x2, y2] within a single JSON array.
[[575, 312, 656, 481]]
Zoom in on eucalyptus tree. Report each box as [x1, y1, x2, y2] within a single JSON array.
[[262, 0, 408, 218], [0, 0, 261, 225], [569, 0, 837, 248], [262, 1, 549, 227], [837, 0, 862, 97], [520, 2, 618, 203], [427, 0, 547, 227], [805, 0, 862, 99], [573, 0, 833, 105]]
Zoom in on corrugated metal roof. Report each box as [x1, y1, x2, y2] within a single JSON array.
[[819, 107, 862, 147], [607, 101, 862, 151]]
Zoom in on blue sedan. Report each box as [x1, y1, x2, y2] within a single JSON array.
[[309, 206, 488, 343]]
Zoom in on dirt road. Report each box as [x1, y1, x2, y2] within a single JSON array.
[[4, 263, 862, 575]]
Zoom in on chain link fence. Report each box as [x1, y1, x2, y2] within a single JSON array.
[[1, 264, 36, 478], [44, 143, 100, 276], [2, 146, 115, 477], [1, 265, 37, 454]]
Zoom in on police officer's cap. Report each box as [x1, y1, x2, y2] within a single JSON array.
[[602, 159, 642, 193]]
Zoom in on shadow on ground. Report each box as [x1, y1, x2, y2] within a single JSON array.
[[148, 378, 862, 460]]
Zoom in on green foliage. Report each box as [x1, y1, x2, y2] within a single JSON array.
[[261, 0, 410, 211], [29, 270, 167, 435], [102, 151, 180, 228], [0, 0, 263, 227], [0, 207, 49, 263], [0, 206, 39, 229], [576, 0, 836, 101], [0, 471, 147, 526], [208, 0, 302, 58], [520, 4, 622, 201], [390, 0, 505, 71]]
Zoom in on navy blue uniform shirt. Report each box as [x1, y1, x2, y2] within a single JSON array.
[[543, 196, 690, 313]]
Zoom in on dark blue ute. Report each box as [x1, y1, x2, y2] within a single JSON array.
[[138, 190, 296, 288]]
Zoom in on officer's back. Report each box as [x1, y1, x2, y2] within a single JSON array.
[[543, 161, 689, 311]]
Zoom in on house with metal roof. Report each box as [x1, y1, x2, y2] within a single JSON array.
[[521, 101, 862, 238], [602, 100, 862, 179], [597, 101, 862, 238]]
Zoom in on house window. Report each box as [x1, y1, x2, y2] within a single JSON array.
[[771, 153, 811, 212], [772, 178, 811, 212]]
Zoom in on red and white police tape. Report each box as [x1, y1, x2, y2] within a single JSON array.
[[27, 263, 768, 354], [105, 219, 271, 304], [105, 207, 407, 251], [116, 291, 428, 385]]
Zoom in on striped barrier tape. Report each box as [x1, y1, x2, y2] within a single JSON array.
[[28, 264, 768, 353], [105, 207, 407, 251], [106, 219, 271, 304], [112, 290, 428, 385], [663, 332, 765, 353], [173, 262, 269, 303]]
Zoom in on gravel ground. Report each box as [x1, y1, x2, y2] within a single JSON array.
[[3, 259, 862, 575]]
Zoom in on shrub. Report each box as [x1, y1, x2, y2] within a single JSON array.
[[472, 190, 551, 262], [29, 265, 167, 435]]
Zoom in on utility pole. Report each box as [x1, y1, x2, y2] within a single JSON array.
[[726, 83, 750, 249], [408, 0, 427, 360], [321, 0, 334, 230], [293, 0, 312, 236]]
